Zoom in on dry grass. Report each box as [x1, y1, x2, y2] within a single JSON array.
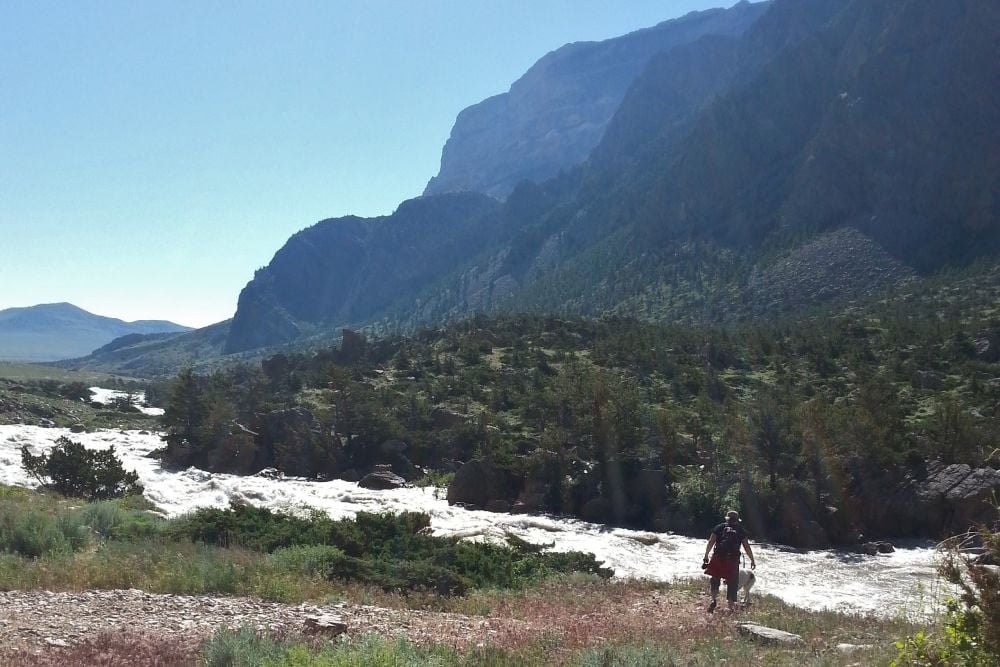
[[4, 631, 198, 667]]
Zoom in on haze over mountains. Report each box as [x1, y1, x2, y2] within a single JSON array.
[[58, 0, 1000, 375], [0, 303, 191, 363]]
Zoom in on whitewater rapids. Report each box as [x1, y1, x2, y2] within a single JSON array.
[[1, 425, 947, 618]]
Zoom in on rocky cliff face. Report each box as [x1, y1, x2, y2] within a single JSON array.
[[423, 1, 768, 199]]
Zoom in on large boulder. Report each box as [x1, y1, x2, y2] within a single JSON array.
[[358, 465, 407, 490], [972, 330, 1000, 363], [447, 458, 508, 509]]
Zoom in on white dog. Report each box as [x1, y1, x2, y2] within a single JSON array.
[[737, 569, 756, 605]]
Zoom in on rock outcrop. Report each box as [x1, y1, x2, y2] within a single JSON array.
[[424, 2, 767, 199], [877, 463, 1000, 537]]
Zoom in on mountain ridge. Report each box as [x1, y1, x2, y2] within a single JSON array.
[[0, 302, 192, 363]]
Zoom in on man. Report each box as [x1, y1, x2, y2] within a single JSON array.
[[702, 509, 755, 613]]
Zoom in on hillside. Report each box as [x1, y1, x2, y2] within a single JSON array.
[[156, 260, 1000, 547], [0, 303, 192, 363], [217, 0, 999, 355]]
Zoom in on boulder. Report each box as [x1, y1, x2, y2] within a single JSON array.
[[340, 468, 361, 483], [945, 467, 1000, 529], [303, 614, 348, 637], [737, 623, 804, 645], [358, 465, 407, 490], [69, 423, 86, 433], [447, 458, 507, 508], [253, 467, 284, 480], [855, 541, 895, 555], [37, 418, 55, 428], [972, 330, 1000, 363]]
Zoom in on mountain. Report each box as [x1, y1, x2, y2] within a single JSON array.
[[225, 192, 503, 353], [0, 303, 193, 363], [423, 1, 768, 199], [71, 0, 1000, 369]]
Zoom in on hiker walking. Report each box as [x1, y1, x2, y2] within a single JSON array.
[[702, 509, 755, 613]]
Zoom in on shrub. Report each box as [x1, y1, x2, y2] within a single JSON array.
[[21, 437, 143, 500], [0, 501, 90, 557], [201, 626, 288, 667]]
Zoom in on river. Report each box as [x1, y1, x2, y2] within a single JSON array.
[[0, 424, 948, 619]]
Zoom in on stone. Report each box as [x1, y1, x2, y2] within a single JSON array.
[[303, 614, 348, 637], [358, 468, 407, 490], [447, 458, 507, 508], [254, 467, 284, 480], [972, 331, 1000, 363], [737, 623, 804, 645], [69, 423, 87, 433], [45, 638, 70, 648], [38, 418, 55, 428]]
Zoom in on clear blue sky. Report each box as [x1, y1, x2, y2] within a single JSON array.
[[2, 1, 726, 328]]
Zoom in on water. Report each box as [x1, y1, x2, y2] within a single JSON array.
[[0, 424, 947, 618]]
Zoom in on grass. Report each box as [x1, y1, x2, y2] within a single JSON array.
[[0, 362, 120, 383]]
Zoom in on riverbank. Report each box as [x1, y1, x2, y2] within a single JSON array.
[[0, 424, 947, 618], [3, 578, 911, 666]]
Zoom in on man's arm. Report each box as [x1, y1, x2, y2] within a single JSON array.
[[742, 536, 756, 569], [703, 533, 717, 562]]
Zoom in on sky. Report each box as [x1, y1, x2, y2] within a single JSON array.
[[2, 1, 726, 328]]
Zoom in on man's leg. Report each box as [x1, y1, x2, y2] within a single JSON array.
[[725, 573, 739, 610], [709, 576, 720, 612]]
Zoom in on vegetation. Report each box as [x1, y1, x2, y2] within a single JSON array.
[[21, 436, 143, 501], [0, 373, 159, 429], [892, 504, 1000, 666], [156, 264, 1000, 545]]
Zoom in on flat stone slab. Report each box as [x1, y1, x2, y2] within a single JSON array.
[[304, 614, 348, 637], [737, 623, 804, 645]]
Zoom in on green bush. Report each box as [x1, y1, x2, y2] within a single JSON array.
[[170, 505, 612, 595], [265, 544, 346, 577], [21, 437, 143, 500], [0, 499, 90, 557], [202, 626, 289, 667]]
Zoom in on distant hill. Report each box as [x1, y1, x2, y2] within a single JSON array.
[[0, 303, 193, 363]]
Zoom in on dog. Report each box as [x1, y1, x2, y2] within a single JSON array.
[[737, 568, 756, 605]]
